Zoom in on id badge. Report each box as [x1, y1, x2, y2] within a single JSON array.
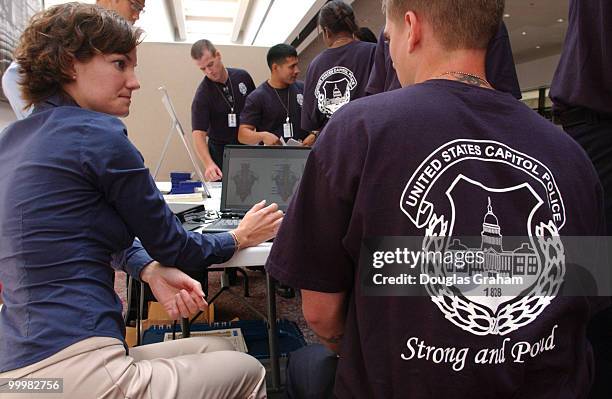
[[228, 113, 237, 128], [283, 122, 294, 138]]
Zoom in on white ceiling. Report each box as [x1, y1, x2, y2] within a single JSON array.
[[504, 0, 569, 63], [138, 0, 321, 47], [42, 0, 571, 64]]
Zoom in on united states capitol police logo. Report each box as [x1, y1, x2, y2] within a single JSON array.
[[238, 82, 248, 96], [400, 139, 566, 336], [296, 93, 304, 107], [315, 66, 357, 117]]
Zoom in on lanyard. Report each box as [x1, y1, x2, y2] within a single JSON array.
[[214, 73, 236, 113], [272, 84, 291, 123]]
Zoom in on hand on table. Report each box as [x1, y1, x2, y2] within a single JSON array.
[[262, 132, 281, 146], [204, 163, 222, 182], [301, 133, 317, 147], [232, 200, 283, 248]]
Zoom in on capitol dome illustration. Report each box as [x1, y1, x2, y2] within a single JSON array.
[[481, 197, 503, 251]]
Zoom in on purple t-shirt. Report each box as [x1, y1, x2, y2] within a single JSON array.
[[301, 40, 376, 131], [486, 22, 522, 99], [191, 68, 255, 144], [365, 29, 401, 94], [366, 23, 522, 99], [240, 81, 309, 141], [267, 80, 604, 398], [550, 0, 612, 114]]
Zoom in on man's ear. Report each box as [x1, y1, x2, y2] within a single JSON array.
[[405, 11, 421, 53]]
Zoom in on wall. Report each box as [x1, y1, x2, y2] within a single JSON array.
[[123, 41, 270, 179], [515, 53, 561, 91]]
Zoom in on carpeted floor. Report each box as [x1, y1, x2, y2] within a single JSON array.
[[114, 268, 317, 344]]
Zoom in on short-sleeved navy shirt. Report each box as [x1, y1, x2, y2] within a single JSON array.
[[365, 29, 401, 94], [486, 22, 522, 99], [301, 40, 376, 132], [240, 81, 310, 141], [366, 23, 522, 99], [267, 80, 604, 398], [191, 68, 256, 144], [550, 0, 612, 114]]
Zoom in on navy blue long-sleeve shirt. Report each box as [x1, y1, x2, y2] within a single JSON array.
[[0, 94, 235, 372]]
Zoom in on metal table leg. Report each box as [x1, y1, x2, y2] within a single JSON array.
[[266, 273, 281, 391]]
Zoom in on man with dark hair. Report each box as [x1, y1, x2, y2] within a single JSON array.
[[190, 39, 255, 181], [238, 44, 313, 146], [2, 0, 146, 120], [268, 0, 606, 397], [366, 21, 521, 98]]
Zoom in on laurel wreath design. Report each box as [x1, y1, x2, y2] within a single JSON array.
[[422, 213, 565, 336], [316, 92, 350, 117]]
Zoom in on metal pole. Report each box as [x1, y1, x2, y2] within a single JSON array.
[[181, 318, 190, 338], [137, 281, 145, 346], [266, 273, 281, 390], [153, 123, 175, 180]]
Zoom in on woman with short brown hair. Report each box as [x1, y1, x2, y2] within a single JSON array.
[[0, 3, 279, 397]]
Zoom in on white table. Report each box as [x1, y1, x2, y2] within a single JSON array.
[[156, 182, 282, 391]]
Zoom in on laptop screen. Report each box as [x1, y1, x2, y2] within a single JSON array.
[[220, 145, 311, 212]]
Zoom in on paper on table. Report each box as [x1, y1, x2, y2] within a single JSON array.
[[163, 193, 205, 203], [280, 137, 302, 146]]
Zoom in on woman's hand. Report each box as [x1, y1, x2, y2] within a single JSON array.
[[231, 200, 284, 248], [140, 262, 208, 320]]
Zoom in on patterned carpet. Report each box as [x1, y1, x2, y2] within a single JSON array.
[[114, 268, 317, 344]]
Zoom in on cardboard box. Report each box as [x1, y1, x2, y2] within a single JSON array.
[[125, 301, 215, 347]]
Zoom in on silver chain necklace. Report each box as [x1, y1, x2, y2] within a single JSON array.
[[434, 71, 492, 88], [214, 71, 236, 112], [270, 83, 291, 123]]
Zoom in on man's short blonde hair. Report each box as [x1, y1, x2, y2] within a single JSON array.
[[383, 0, 504, 50]]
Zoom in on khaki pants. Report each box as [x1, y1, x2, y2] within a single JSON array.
[[0, 336, 266, 399]]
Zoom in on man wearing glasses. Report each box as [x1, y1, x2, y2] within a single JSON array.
[[2, 0, 146, 120], [98, 0, 146, 24]]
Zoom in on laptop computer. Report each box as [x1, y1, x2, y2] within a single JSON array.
[[167, 203, 208, 231], [202, 145, 311, 232]]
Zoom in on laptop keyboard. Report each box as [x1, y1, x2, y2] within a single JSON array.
[[207, 218, 241, 230]]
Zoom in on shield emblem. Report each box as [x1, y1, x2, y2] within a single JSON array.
[[239, 82, 248, 96], [402, 140, 567, 335], [442, 175, 544, 313], [322, 78, 350, 114]]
